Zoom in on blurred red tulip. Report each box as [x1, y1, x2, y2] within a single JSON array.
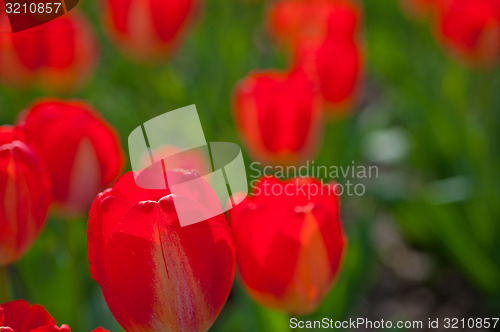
[[0, 11, 99, 92], [268, 0, 360, 49], [229, 176, 346, 314], [233, 70, 322, 166], [293, 33, 361, 114], [268, 0, 362, 114], [0, 126, 51, 266], [87, 172, 236, 332], [101, 0, 199, 62], [17, 99, 124, 215], [436, 0, 500, 67], [0, 300, 69, 331]]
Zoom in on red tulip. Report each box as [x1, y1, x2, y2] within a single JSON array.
[[0, 300, 69, 331], [268, 0, 359, 49], [0, 11, 99, 92], [17, 99, 124, 215], [292, 35, 361, 114], [229, 176, 346, 314], [87, 171, 236, 331], [268, 0, 362, 114], [434, 0, 500, 67], [101, 0, 199, 61], [233, 70, 322, 166], [0, 126, 51, 266]]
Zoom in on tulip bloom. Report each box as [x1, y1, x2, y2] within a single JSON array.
[[436, 0, 500, 67], [233, 70, 322, 166], [268, 0, 362, 113], [268, 0, 360, 49], [293, 35, 361, 114], [0, 126, 51, 266], [0, 300, 70, 331], [17, 99, 124, 215], [101, 0, 199, 61], [87, 172, 236, 331], [0, 11, 99, 92], [229, 176, 346, 314]]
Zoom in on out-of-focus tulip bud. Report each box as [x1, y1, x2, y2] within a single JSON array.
[[268, 0, 359, 49], [17, 99, 124, 215], [233, 70, 322, 166], [0, 126, 51, 266], [268, 0, 362, 114], [292, 26, 362, 114], [0, 11, 99, 92], [0, 300, 70, 331], [101, 0, 199, 62], [435, 0, 500, 67], [229, 176, 346, 315], [87, 172, 236, 332]]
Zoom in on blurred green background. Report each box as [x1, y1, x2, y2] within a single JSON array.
[[1, 0, 499, 331]]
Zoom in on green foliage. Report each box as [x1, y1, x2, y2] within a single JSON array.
[[1, 0, 499, 330]]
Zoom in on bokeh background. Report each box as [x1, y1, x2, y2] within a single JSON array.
[[1, 0, 499, 330]]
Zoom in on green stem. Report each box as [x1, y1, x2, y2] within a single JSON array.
[[0, 266, 11, 303]]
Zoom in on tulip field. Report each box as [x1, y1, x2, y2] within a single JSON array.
[[1, 0, 500, 331]]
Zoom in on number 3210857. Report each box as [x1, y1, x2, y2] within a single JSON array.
[[5, 2, 63, 14], [443, 318, 499, 329]]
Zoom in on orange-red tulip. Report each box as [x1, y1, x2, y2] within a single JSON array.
[[87, 172, 236, 331], [0, 11, 99, 92], [17, 99, 124, 215], [101, 0, 199, 61], [0, 126, 51, 266], [233, 70, 322, 166], [229, 176, 346, 314]]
